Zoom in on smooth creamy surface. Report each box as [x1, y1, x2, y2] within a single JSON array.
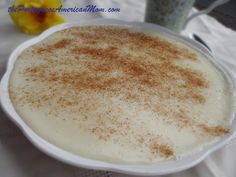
[[9, 26, 234, 163]]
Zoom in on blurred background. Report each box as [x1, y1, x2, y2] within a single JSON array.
[[1, 0, 235, 29], [196, 0, 236, 29]]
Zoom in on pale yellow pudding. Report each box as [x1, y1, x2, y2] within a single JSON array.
[[9, 26, 234, 163]]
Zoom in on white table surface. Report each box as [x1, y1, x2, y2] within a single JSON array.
[[0, 0, 236, 177]]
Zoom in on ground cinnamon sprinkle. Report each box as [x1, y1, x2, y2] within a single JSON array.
[[13, 26, 230, 158], [173, 109, 229, 136], [198, 124, 229, 136], [179, 69, 209, 88], [149, 141, 174, 158], [53, 39, 72, 48], [36, 39, 72, 54], [175, 109, 193, 127]]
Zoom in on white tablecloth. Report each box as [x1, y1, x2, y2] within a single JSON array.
[[0, 0, 236, 177]]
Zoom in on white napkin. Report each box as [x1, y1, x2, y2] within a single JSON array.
[[0, 0, 236, 177]]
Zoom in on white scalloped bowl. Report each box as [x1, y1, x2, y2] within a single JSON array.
[[1, 19, 236, 176]]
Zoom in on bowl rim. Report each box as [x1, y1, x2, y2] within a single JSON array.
[[1, 18, 236, 176]]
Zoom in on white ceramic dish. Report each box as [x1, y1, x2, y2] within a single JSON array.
[[1, 19, 236, 176]]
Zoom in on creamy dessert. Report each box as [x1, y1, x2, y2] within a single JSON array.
[[9, 26, 234, 163]]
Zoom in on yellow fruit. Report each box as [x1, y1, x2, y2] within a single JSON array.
[[9, 0, 65, 35]]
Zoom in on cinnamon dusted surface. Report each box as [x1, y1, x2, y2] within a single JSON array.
[[9, 26, 233, 163]]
